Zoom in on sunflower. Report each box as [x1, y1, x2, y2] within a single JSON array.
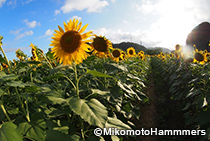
[[206, 53, 210, 62], [50, 19, 93, 65], [193, 51, 207, 64], [111, 48, 121, 62], [167, 53, 173, 58], [138, 52, 145, 60], [174, 51, 180, 59], [162, 56, 165, 61], [16, 49, 27, 61], [127, 47, 136, 58], [90, 35, 113, 58], [30, 43, 39, 61], [175, 44, 181, 52], [139, 50, 144, 55]]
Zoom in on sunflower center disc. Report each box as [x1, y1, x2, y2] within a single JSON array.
[[112, 50, 120, 57], [93, 37, 108, 52], [129, 50, 133, 55], [195, 53, 204, 61], [60, 31, 81, 53]]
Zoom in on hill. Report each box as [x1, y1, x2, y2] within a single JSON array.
[[112, 42, 172, 54], [112, 42, 147, 53]]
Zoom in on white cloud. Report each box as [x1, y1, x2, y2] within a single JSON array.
[[45, 29, 54, 36], [111, 0, 116, 3], [131, 0, 210, 49], [70, 15, 82, 21], [7, 0, 17, 8], [5, 47, 29, 52], [132, 0, 156, 15], [23, 19, 41, 28], [10, 28, 23, 35], [0, 0, 6, 7], [54, 9, 61, 15], [15, 30, 33, 40], [61, 0, 109, 13], [21, 0, 33, 4], [93, 27, 155, 46], [37, 29, 54, 39]]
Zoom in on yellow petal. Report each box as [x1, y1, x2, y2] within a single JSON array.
[[58, 25, 64, 33], [79, 24, 88, 33], [63, 22, 69, 32]]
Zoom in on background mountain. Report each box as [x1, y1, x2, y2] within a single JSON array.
[[112, 42, 147, 53], [112, 42, 172, 55]]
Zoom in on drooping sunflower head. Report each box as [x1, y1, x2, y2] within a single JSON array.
[[50, 18, 93, 65], [175, 44, 181, 51], [30, 43, 39, 61], [127, 47, 136, 58], [120, 51, 127, 60], [138, 52, 145, 60], [91, 35, 113, 58], [15, 49, 27, 61], [139, 50, 144, 55]]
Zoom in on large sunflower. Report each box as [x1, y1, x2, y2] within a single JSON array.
[[90, 35, 113, 58], [127, 47, 136, 58], [50, 19, 93, 65]]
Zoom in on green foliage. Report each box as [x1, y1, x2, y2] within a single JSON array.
[[0, 55, 148, 140], [151, 56, 210, 141]]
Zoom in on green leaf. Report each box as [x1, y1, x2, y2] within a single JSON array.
[[6, 80, 29, 88], [105, 117, 131, 130], [46, 129, 80, 141], [86, 69, 113, 78], [69, 97, 108, 128], [186, 88, 201, 98], [91, 89, 110, 96], [17, 121, 45, 141], [46, 95, 66, 105], [43, 90, 66, 105], [53, 126, 69, 134], [0, 72, 18, 82], [103, 63, 128, 72], [111, 135, 120, 141], [0, 122, 22, 141]]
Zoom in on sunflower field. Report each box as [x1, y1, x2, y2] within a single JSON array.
[[0, 19, 210, 141]]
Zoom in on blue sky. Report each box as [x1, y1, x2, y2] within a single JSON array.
[[0, 0, 210, 60]]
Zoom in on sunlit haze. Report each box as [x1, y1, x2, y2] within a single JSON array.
[[0, 0, 210, 60]]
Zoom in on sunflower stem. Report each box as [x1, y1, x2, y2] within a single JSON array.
[[0, 37, 11, 71], [1, 104, 11, 122], [73, 63, 80, 98], [15, 87, 30, 122], [64, 76, 76, 90], [39, 50, 53, 69]]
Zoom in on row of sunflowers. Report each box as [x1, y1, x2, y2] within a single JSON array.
[[1, 19, 209, 71]]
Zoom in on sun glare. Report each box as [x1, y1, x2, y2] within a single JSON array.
[[148, 0, 198, 49]]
